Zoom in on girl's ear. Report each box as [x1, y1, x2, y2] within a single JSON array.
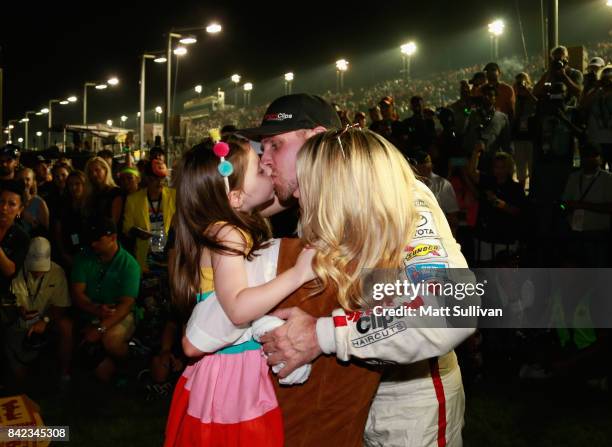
[[228, 190, 244, 209]]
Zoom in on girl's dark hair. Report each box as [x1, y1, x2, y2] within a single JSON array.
[[1, 179, 27, 206], [171, 138, 271, 312]]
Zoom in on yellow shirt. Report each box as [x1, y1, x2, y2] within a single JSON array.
[[200, 222, 253, 293]]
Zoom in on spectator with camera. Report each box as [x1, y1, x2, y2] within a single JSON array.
[[513, 72, 539, 189], [7, 237, 72, 385], [478, 62, 516, 122], [583, 57, 606, 96], [463, 84, 512, 174], [580, 66, 612, 171], [534, 46, 583, 107], [71, 218, 141, 382]]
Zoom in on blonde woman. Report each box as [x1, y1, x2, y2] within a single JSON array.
[[292, 127, 474, 447], [84, 156, 121, 219], [18, 168, 50, 235]]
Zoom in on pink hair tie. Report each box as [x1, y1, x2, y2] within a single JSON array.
[[213, 142, 233, 193]]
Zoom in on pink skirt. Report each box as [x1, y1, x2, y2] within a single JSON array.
[[164, 348, 284, 447]]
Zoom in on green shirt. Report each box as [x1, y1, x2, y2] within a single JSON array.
[[71, 246, 141, 305]]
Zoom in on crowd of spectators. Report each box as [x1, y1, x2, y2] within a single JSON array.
[[1, 41, 610, 400]]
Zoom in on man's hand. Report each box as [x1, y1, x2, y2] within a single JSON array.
[[260, 307, 322, 378], [99, 304, 116, 319], [27, 320, 48, 337], [82, 325, 102, 344]]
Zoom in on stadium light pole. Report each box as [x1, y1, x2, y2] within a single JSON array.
[[284, 72, 294, 95], [400, 42, 417, 80], [243, 83, 253, 106], [231, 74, 241, 106], [21, 111, 37, 149], [47, 96, 78, 148], [140, 53, 166, 150], [164, 22, 221, 155], [83, 77, 119, 126], [335, 59, 349, 92], [488, 20, 505, 60]]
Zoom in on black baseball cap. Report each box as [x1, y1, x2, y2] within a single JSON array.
[[469, 72, 486, 85], [483, 62, 501, 72], [238, 94, 342, 142], [86, 217, 117, 242], [0, 144, 20, 159]]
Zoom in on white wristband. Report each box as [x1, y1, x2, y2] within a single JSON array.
[[315, 317, 337, 354]]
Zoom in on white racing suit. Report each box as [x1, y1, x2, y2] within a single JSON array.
[[186, 181, 476, 447]]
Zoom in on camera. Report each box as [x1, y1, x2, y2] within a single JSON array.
[[543, 82, 566, 101], [551, 59, 567, 71]]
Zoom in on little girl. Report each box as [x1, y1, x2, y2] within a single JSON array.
[[164, 137, 315, 447]]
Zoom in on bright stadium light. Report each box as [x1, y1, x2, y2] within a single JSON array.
[[401, 41, 417, 56], [36, 131, 42, 136], [607, 0, 612, 6], [335, 59, 349, 72], [179, 36, 197, 45], [206, 23, 222, 34], [18, 138, 23, 143], [243, 82, 253, 91], [195, 84, 203, 94], [40, 108, 49, 114], [155, 106, 163, 114], [107, 77, 119, 86], [59, 100, 69, 105], [20, 118, 29, 123], [106, 119, 113, 126], [231, 74, 241, 84], [284, 72, 294, 82], [154, 57, 167, 63], [488, 19, 505, 36], [95, 84, 108, 90], [121, 115, 128, 122], [173, 46, 188, 56], [67, 96, 78, 102]]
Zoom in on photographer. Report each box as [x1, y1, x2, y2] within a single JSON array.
[[463, 84, 512, 174], [580, 66, 612, 171], [534, 46, 583, 107]]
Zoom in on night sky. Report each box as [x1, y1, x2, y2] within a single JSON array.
[[1, 0, 609, 132]]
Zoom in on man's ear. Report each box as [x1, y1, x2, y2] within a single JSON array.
[[228, 190, 244, 209], [309, 126, 327, 137]]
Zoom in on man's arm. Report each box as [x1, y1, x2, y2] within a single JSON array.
[[71, 282, 101, 317]]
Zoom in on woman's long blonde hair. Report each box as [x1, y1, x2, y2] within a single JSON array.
[[297, 127, 435, 311], [84, 156, 117, 192]]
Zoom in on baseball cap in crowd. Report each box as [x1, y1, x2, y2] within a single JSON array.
[[86, 218, 117, 242], [469, 72, 486, 85], [588, 57, 605, 69], [238, 94, 342, 141], [0, 144, 20, 160], [483, 62, 501, 72], [119, 166, 141, 178], [25, 237, 52, 272], [35, 155, 51, 164], [145, 159, 168, 178]]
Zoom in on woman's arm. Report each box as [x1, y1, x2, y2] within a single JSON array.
[[111, 195, 124, 226], [38, 198, 50, 230], [467, 144, 483, 185], [0, 247, 16, 278], [212, 226, 315, 326]]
